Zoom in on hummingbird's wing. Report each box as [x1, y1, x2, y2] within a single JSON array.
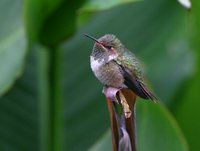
[[116, 50, 157, 101], [120, 65, 157, 101]]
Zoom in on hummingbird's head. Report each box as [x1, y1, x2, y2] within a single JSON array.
[[85, 34, 124, 62]]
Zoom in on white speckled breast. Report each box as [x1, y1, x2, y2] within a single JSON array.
[[90, 56, 125, 88]]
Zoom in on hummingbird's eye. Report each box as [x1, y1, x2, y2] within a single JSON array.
[[104, 45, 113, 50]]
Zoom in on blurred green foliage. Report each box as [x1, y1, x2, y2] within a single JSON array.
[[0, 0, 199, 151]]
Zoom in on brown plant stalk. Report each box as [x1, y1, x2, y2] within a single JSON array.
[[104, 88, 137, 151]]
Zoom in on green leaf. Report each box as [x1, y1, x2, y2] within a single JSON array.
[[90, 102, 189, 151], [172, 1, 200, 151], [89, 130, 112, 151], [79, 0, 139, 12], [173, 74, 200, 151], [0, 51, 39, 150], [0, 0, 27, 96], [24, 0, 63, 42], [78, 0, 139, 26], [24, 0, 86, 45], [137, 101, 188, 151]]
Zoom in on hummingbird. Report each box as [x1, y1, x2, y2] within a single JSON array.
[[85, 34, 157, 101]]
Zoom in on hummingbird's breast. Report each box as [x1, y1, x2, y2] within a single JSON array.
[[90, 56, 125, 88]]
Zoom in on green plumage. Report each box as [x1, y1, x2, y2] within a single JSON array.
[[115, 49, 143, 82]]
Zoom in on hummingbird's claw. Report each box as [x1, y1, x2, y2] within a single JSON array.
[[103, 86, 121, 102], [103, 86, 132, 118]]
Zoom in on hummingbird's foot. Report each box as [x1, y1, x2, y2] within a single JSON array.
[[103, 86, 132, 118], [103, 86, 121, 102]]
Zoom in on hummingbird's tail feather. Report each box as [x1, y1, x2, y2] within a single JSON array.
[[139, 82, 158, 101], [125, 78, 157, 101]]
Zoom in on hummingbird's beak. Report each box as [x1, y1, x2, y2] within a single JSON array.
[[84, 34, 101, 44]]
